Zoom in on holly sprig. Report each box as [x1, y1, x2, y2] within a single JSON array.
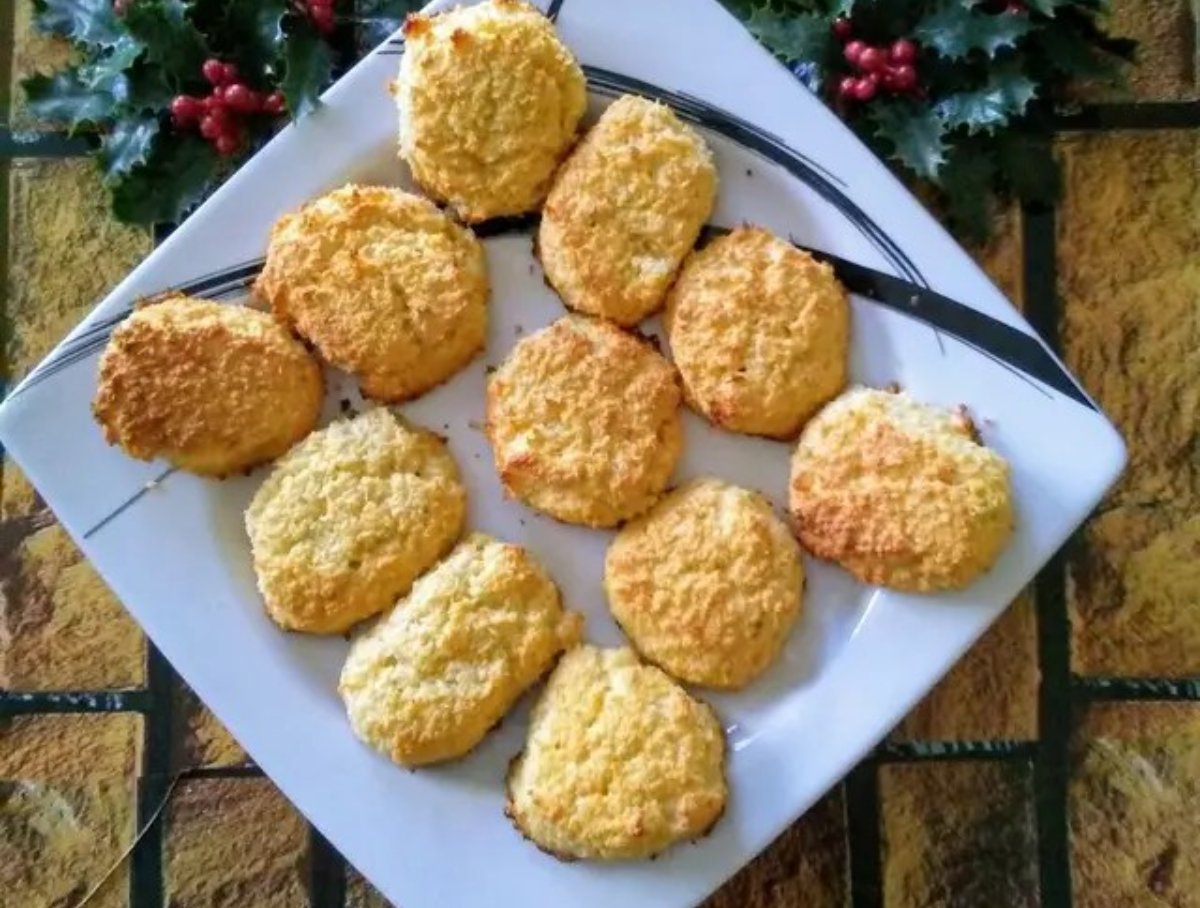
[[22, 0, 422, 226], [731, 0, 1135, 239]]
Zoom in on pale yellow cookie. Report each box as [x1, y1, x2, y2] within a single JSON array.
[[93, 295, 322, 477], [256, 185, 487, 402], [339, 533, 582, 766], [506, 646, 727, 860], [245, 408, 465, 634], [606, 478, 803, 689], [789, 387, 1013, 591], [486, 315, 683, 527], [666, 227, 849, 438], [395, 0, 586, 222], [539, 94, 717, 326]]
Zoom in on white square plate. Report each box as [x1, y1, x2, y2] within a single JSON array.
[[0, 1, 1124, 905]]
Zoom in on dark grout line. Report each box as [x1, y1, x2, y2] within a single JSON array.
[[876, 740, 1038, 763], [177, 763, 263, 780], [1073, 676, 1200, 701], [0, 128, 92, 157], [310, 826, 349, 908], [1023, 202, 1075, 908], [129, 645, 174, 908], [845, 760, 883, 908], [0, 688, 152, 714], [1055, 101, 1200, 131]]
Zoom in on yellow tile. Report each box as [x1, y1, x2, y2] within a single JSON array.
[[705, 787, 847, 908], [172, 681, 248, 769], [8, 0, 79, 130], [881, 761, 1039, 908], [896, 591, 1038, 741], [1057, 131, 1200, 675], [0, 714, 141, 908], [165, 777, 311, 908], [0, 463, 146, 689], [7, 157, 152, 381], [1070, 702, 1200, 906]]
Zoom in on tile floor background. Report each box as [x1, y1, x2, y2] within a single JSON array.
[[0, 2, 1196, 906]]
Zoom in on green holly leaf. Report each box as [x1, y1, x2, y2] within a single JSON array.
[[1032, 18, 1128, 81], [225, 0, 289, 72], [100, 116, 161, 184], [996, 131, 1058, 204], [123, 0, 208, 86], [24, 68, 117, 129], [357, 0, 426, 48], [746, 8, 837, 65], [914, 3, 1033, 60], [939, 144, 997, 243], [32, 0, 124, 48], [282, 27, 333, 119], [936, 63, 1037, 134], [1024, 0, 1069, 15], [110, 133, 221, 225], [78, 35, 144, 103], [871, 101, 949, 180], [126, 61, 175, 111]]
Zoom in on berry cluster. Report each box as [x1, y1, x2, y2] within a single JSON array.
[[833, 18, 921, 104], [305, 0, 337, 35], [171, 59, 286, 157]]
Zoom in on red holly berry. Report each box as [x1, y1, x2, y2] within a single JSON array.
[[215, 133, 241, 156], [199, 111, 231, 141], [889, 64, 918, 93], [837, 76, 858, 100], [889, 39, 917, 66], [113, 0, 133, 15], [223, 84, 260, 113], [220, 63, 240, 85], [843, 40, 866, 67], [1006, 0, 1026, 12], [852, 76, 877, 102], [202, 58, 227, 86], [263, 92, 286, 115], [832, 17, 853, 41], [170, 95, 203, 125], [857, 46, 887, 73]]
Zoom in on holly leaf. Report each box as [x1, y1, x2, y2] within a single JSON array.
[[32, 0, 124, 48], [996, 131, 1058, 204], [23, 68, 118, 129], [356, 0, 426, 48], [225, 0, 289, 72], [100, 116, 160, 184], [870, 101, 949, 180], [1024, 0, 1069, 15], [126, 61, 175, 111], [746, 8, 837, 65], [939, 144, 997, 243], [1033, 18, 1130, 82], [110, 133, 220, 225], [123, 0, 208, 86], [282, 27, 333, 119], [936, 63, 1037, 134], [914, 3, 1032, 60]]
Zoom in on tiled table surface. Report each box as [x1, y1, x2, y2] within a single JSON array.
[[0, 2, 1196, 906]]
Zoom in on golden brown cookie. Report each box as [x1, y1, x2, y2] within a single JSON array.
[[245, 408, 465, 634], [395, 0, 586, 222], [605, 478, 803, 689], [789, 387, 1014, 591], [93, 295, 322, 477], [486, 315, 683, 527], [256, 185, 487, 402], [538, 94, 717, 326], [505, 646, 727, 860], [340, 533, 582, 767], [666, 227, 849, 438]]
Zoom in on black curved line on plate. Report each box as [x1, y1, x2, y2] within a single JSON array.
[[546, 0, 567, 21], [82, 467, 177, 540], [11, 259, 266, 398]]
